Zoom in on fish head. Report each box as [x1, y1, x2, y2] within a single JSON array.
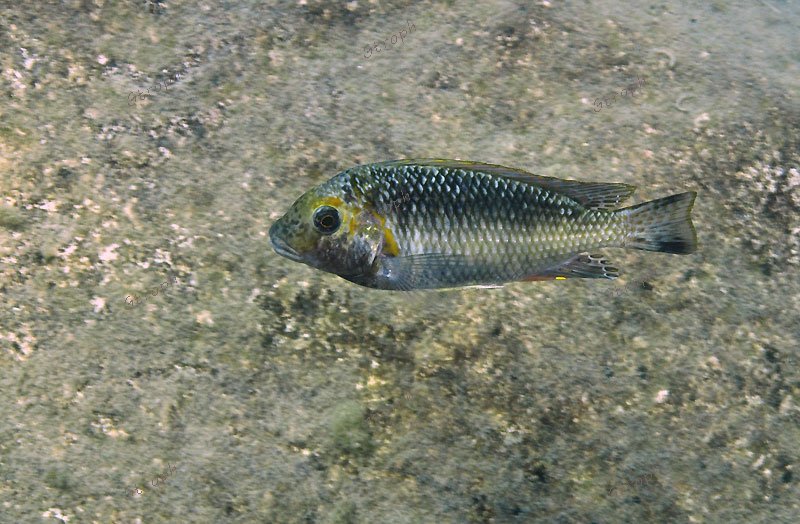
[[270, 186, 383, 279]]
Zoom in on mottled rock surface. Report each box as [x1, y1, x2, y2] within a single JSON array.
[[0, 1, 798, 522]]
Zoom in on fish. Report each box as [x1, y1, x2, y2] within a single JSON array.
[[269, 159, 697, 290]]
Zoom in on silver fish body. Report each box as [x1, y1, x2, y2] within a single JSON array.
[[269, 159, 697, 290]]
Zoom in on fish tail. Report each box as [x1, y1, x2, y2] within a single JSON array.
[[618, 192, 697, 254]]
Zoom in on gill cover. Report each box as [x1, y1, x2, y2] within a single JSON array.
[[270, 192, 384, 279]]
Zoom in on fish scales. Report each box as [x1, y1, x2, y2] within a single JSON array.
[[270, 159, 697, 290], [335, 164, 621, 286]]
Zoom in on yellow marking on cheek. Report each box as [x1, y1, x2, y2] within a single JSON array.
[[383, 227, 400, 256], [555, 276, 567, 280], [318, 196, 344, 208], [349, 217, 358, 236], [364, 208, 398, 255], [372, 210, 386, 226]]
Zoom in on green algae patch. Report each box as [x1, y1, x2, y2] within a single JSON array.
[[44, 467, 73, 491], [324, 500, 357, 524], [328, 401, 374, 457], [0, 205, 25, 230]]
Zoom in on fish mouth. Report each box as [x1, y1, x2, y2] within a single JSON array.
[[271, 236, 303, 262]]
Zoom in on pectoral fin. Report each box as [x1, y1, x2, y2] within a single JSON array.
[[377, 253, 477, 290]]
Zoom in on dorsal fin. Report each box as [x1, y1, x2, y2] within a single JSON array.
[[376, 159, 636, 210]]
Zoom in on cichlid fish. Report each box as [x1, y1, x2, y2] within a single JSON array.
[[269, 159, 697, 290]]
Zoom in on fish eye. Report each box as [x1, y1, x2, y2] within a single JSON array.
[[312, 206, 341, 235]]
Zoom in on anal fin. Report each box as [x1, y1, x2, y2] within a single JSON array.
[[519, 253, 620, 281]]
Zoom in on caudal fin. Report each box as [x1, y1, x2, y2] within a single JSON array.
[[620, 192, 697, 254]]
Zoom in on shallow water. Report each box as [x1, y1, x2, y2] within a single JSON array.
[[0, 1, 798, 522]]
